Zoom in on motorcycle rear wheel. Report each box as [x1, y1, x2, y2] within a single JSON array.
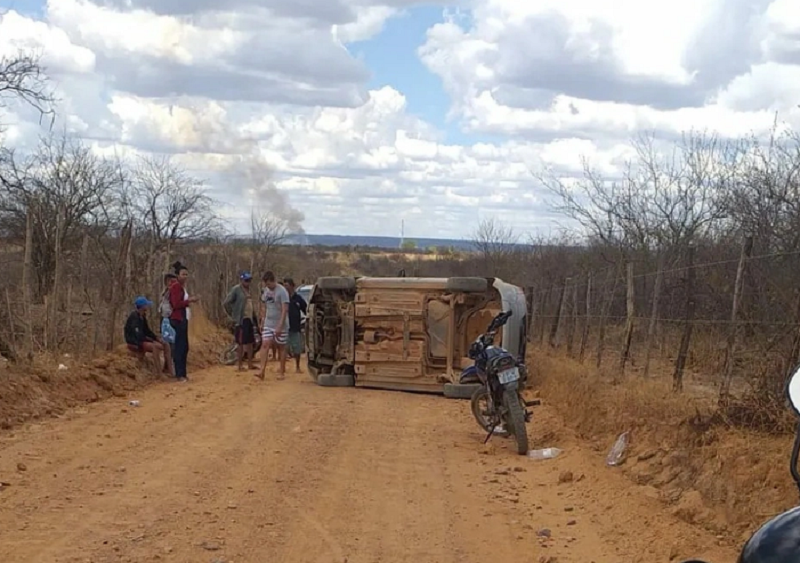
[[503, 388, 529, 455], [220, 343, 238, 366], [470, 386, 509, 437]]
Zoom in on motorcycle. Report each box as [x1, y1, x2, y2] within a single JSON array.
[[680, 364, 800, 563], [219, 321, 263, 366], [461, 310, 538, 455]]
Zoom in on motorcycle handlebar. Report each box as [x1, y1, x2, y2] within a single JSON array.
[[791, 422, 800, 497], [486, 310, 513, 332]]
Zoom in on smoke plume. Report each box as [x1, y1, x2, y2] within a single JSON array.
[[233, 154, 306, 235], [185, 102, 306, 236]]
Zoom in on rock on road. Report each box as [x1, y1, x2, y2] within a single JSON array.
[[0, 365, 738, 563]]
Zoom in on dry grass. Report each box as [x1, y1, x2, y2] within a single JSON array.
[[530, 345, 797, 542]]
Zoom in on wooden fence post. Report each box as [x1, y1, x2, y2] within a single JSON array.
[[22, 208, 34, 354], [527, 286, 537, 344], [596, 267, 619, 368], [5, 288, 16, 357], [719, 236, 754, 403], [539, 284, 552, 346], [566, 280, 579, 357], [551, 278, 570, 348], [673, 245, 696, 392], [579, 272, 592, 363], [619, 262, 636, 374], [64, 284, 72, 349], [643, 252, 665, 378], [50, 209, 64, 350]]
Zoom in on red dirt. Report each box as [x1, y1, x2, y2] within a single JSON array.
[[0, 362, 739, 562], [0, 308, 226, 430]]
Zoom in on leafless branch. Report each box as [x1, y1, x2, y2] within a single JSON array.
[[129, 155, 221, 251], [0, 51, 56, 127]]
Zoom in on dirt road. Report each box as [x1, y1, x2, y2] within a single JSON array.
[[0, 364, 739, 563]]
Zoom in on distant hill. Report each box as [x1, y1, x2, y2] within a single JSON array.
[[285, 233, 477, 250]]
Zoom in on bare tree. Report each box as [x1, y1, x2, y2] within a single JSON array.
[[472, 217, 520, 277], [128, 155, 220, 287], [250, 209, 291, 273], [0, 133, 126, 298], [723, 127, 800, 253], [537, 130, 737, 260], [0, 50, 56, 127]]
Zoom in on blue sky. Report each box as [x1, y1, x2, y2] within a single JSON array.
[[349, 7, 450, 126], [348, 5, 503, 146], [6, 0, 503, 145], [5, 0, 44, 17]]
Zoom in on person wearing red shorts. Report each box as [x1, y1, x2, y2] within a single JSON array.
[[124, 296, 172, 376]]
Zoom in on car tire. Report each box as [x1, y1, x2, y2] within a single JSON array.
[[315, 277, 357, 291], [445, 277, 488, 293], [317, 373, 355, 387], [307, 364, 322, 382], [443, 382, 484, 399]]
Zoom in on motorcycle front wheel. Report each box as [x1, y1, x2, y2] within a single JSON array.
[[220, 343, 238, 366], [470, 386, 509, 437], [503, 388, 529, 455]]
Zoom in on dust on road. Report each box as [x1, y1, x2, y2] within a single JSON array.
[[0, 364, 739, 563]]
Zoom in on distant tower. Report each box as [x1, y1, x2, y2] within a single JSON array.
[[399, 219, 405, 249]]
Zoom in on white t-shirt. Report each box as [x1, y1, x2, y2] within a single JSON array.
[[184, 288, 191, 321], [261, 284, 289, 331]]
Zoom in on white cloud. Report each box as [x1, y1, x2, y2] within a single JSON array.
[[46, 0, 245, 65], [0, 10, 95, 74], [1, 0, 800, 239], [420, 0, 800, 139], [333, 5, 399, 43]]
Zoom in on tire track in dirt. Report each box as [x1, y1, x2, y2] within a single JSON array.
[[231, 383, 363, 562], [273, 388, 464, 563], [0, 365, 743, 563], [1, 371, 298, 562]]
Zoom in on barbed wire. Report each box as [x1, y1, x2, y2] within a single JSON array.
[[533, 314, 800, 327], [525, 247, 800, 300]]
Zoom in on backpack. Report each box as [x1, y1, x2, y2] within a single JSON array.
[[159, 288, 172, 319], [160, 318, 176, 344]]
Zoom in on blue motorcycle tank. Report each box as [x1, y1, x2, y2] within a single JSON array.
[[459, 364, 481, 384]]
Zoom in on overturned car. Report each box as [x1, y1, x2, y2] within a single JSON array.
[[305, 276, 528, 395]]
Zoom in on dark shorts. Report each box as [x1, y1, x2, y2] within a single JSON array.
[[287, 331, 304, 356], [127, 338, 155, 354], [235, 318, 256, 345]]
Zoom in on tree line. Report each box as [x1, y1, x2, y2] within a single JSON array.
[[4, 43, 800, 423], [0, 49, 307, 359]]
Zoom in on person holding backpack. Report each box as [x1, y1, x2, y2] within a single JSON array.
[[168, 261, 199, 382], [159, 272, 177, 377]]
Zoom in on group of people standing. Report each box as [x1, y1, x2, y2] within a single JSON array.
[[222, 271, 307, 380], [123, 261, 198, 383], [123, 263, 308, 383]]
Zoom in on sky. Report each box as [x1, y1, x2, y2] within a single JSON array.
[[1, 0, 800, 239]]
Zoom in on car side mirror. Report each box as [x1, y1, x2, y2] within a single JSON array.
[[788, 364, 800, 418]]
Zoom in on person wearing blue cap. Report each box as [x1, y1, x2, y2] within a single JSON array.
[[222, 271, 259, 372], [124, 295, 172, 376]]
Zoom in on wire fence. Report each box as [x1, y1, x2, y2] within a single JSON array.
[[523, 238, 800, 402]]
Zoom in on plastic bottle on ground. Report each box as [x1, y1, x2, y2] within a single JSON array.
[[527, 447, 562, 460], [606, 431, 630, 466]]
